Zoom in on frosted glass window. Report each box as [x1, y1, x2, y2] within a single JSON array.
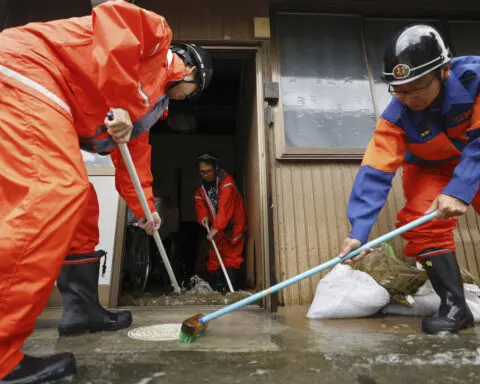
[[277, 13, 377, 149]]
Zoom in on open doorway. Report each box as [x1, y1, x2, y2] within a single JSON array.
[[116, 49, 267, 307]]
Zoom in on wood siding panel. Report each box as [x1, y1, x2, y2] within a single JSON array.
[[271, 162, 480, 306], [140, 0, 269, 42], [271, 0, 480, 18], [235, 57, 266, 292]]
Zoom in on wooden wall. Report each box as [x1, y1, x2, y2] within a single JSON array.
[[2, 0, 91, 28], [0, 0, 8, 30], [236, 58, 265, 291], [139, 0, 269, 42], [271, 0, 480, 18], [266, 0, 480, 306], [270, 161, 480, 306]]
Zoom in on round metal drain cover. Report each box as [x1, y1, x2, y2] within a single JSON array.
[[127, 323, 181, 341]]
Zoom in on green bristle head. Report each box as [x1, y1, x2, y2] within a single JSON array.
[[178, 330, 207, 344]]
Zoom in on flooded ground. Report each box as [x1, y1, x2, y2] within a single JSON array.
[[29, 304, 480, 384], [119, 275, 253, 306], [119, 291, 253, 306]]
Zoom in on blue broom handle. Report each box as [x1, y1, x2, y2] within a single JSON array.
[[200, 210, 438, 324]]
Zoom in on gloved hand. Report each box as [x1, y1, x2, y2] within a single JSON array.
[[105, 108, 133, 143], [138, 211, 161, 236]]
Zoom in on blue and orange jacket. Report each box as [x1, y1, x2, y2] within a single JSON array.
[[348, 56, 480, 244]]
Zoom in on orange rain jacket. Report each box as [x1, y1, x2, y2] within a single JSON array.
[[0, 0, 188, 218], [195, 170, 247, 271]]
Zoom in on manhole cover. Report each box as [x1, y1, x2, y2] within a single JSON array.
[[127, 324, 181, 341]]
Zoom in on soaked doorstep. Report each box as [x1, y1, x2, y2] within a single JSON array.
[[118, 290, 255, 306]]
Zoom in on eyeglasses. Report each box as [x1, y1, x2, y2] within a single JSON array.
[[388, 77, 436, 98]]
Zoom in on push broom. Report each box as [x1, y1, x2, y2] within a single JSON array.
[[204, 223, 235, 293], [108, 112, 182, 293], [179, 210, 438, 343]]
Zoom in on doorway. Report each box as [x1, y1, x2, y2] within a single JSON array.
[[111, 48, 270, 308]]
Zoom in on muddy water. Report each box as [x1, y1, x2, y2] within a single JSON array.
[[119, 291, 253, 306], [119, 276, 253, 306], [30, 304, 480, 383]]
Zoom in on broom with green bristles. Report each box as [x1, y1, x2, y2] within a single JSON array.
[[179, 211, 438, 343]]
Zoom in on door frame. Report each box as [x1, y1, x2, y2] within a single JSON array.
[[109, 45, 272, 311]]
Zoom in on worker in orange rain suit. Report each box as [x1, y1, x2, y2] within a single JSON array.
[[0, 0, 213, 382], [57, 35, 213, 338], [339, 24, 480, 335], [194, 153, 247, 292]]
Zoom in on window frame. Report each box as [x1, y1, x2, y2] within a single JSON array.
[[271, 13, 459, 160], [272, 12, 377, 160]]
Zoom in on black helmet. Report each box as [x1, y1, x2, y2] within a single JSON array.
[[382, 24, 451, 85], [196, 152, 219, 169], [171, 44, 213, 95]]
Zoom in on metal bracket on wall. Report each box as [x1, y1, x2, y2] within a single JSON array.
[[265, 105, 274, 127], [263, 82, 279, 105], [264, 82, 279, 127]]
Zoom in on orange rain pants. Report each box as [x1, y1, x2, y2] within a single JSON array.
[[0, 1, 187, 378], [206, 230, 245, 272], [0, 82, 90, 377], [195, 172, 246, 273], [396, 160, 480, 258], [68, 183, 100, 256]]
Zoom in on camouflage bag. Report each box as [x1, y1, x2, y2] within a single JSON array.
[[351, 243, 480, 306], [351, 243, 427, 306]]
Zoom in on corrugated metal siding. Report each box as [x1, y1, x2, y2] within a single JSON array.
[[271, 162, 480, 305]]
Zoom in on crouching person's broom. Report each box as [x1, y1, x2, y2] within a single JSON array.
[[179, 211, 438, 343]]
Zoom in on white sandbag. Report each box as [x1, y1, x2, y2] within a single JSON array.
[[381, 293, 439, 317], [382, 282, 480, 322], [465, 284, 480, 322], [306, 264, 391, 319]]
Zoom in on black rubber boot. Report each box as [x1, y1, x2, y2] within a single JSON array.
[[57, 251, 132, 336], [226, 267, 238, 291], [419, 249, 475, 334], [208, 268, 239, 293], [208, 269, 226, 293], [1, 353, 76, 383]]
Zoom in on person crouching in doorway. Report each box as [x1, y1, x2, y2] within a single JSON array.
[[194, 153, 246, 292]]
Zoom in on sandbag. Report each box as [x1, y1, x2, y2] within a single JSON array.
[[381, 282, 480, 322], [351, 243, 428, 306], [351, 243, 480, 306], [307, 264, 390, 319]]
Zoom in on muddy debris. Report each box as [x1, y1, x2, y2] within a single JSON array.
[[119, 275, 253, 306]]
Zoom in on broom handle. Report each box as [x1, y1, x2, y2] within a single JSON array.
[[118, 143, 181, 293], [205, 223, 235, 293], [200, 211, 438, 323], [108, 112, 181, 293]]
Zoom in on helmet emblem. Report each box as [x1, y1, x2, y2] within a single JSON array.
[[393, 63, 411, 79]]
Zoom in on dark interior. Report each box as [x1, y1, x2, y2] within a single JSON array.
[[120, 55, 251, 300]]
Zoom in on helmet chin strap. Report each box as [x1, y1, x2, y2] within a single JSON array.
[[427, 71, 445, 110]]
